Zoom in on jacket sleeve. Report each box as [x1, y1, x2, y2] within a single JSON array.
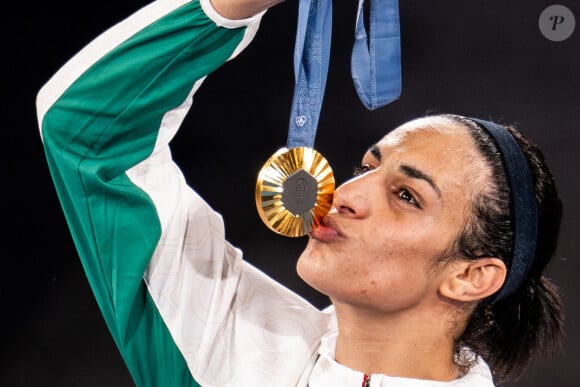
[[36, 0, 264, 385]]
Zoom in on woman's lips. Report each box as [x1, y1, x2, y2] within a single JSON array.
[[309, 218, 341, 242]]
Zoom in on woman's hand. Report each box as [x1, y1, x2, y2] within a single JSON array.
[[211, 0, 285, 19]]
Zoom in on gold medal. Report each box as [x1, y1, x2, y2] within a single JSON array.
[[255, 147, 335, 237]]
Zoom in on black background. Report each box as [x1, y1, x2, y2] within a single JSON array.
[[1, 0, 578, 386]]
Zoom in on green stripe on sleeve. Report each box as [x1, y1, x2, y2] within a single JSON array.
[[40, 1, 249, 385]]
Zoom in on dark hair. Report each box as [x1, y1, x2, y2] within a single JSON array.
[[441, 114, 564, 384]]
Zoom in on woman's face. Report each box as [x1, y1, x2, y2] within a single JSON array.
[[297, 117, 491, 313]]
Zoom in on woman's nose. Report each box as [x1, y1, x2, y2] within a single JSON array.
[[331, 176, 371, 218]]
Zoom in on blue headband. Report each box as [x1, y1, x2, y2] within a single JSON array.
[[469, 118, 539, 303]]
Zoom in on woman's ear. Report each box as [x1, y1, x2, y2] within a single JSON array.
[[439, 258, 507, 302]]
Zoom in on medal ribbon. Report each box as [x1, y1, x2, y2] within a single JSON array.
[[351, 0, 402, 110], [287, 0, 401, 149]]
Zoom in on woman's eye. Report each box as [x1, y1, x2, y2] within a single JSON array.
[[352, 163, 373, 176], [398, 189, 419, 208]]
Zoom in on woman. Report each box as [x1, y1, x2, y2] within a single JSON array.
[[36, 0, 563, 385]]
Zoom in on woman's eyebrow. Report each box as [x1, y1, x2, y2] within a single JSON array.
[[369, 144, 382, 161], [400, 164, 442, 198], [369, 144, 441, 198]]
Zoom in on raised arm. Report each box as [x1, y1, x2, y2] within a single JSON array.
[[36, 0, 331, 385], [36, 1, 263, 385]]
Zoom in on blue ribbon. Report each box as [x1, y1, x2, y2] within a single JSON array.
[[287, 0, 401, 149], [352, 0, 402, 110]]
